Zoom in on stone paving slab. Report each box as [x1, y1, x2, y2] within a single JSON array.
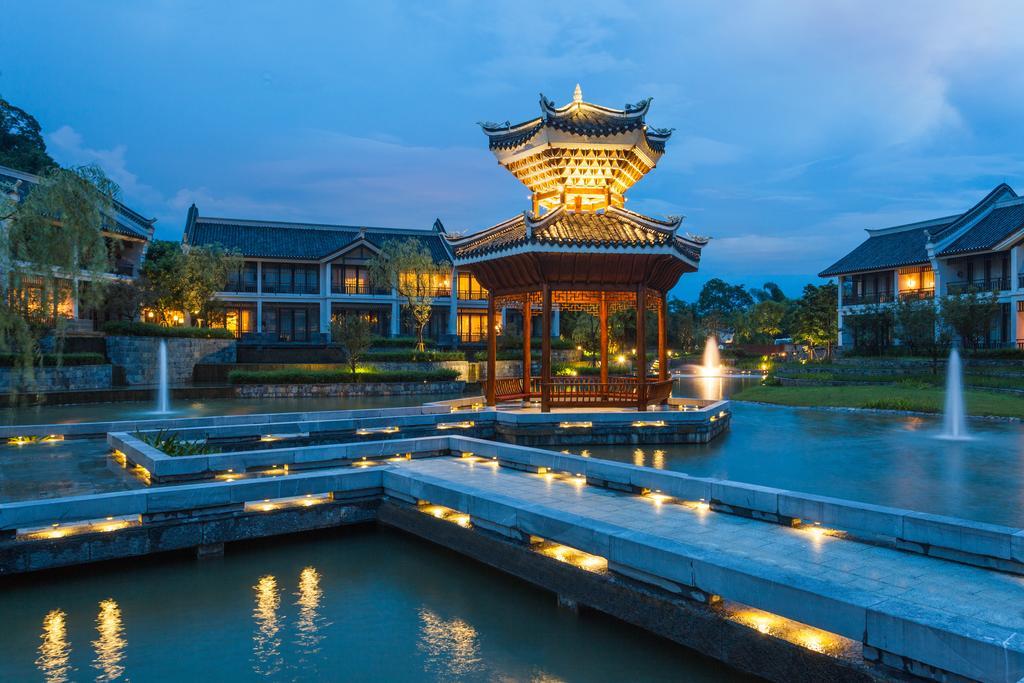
[[391, 457, 1024, 682]]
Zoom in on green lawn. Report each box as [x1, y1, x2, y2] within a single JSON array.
[[732, 384, 1024, 419]]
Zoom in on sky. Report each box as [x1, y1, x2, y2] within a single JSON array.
[[4, 1, 1024, 299]]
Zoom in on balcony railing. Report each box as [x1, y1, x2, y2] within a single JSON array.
[[331, 283, 389, 295], [109, 261, 134, 277], [898, 288, 934, 301], [224, 281, 258, 293], [262, 283, 319, 295], [843, 292, 894, 305], [946, 278, 1011, 295]]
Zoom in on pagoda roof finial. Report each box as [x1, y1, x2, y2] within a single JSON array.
[[572, 83, 583, 104]]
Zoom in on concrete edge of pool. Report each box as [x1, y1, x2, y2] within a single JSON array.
[[2, 441, 1023, 683]]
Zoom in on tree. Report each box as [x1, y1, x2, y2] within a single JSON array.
[[367, 238, 447, 351], [895, 297, 948, 367], [0, 96, 57, 175], [331, 314, 373, 377], [751, 281, 786, 303], [139, 241, 241, 325], [793, 282, 838, 359], [179, 245, 242, 324], [0, 164, 118, 390], [138, 240, 186, 324], [748, 300, 787, 342], [940, 287, 1002, 351], [844, 304, 893, 355], [668, 298, 698, 353], [697, 278, 754, 318], [569, 313, 600, 363]]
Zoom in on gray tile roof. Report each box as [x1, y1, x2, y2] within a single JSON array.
[[449, 206, 703, 263], [938, 200, 1024, 256], [183, 207, 451, 263], [818, 219, 952, 277], [480, 92, 670, 152], [820, 182, 1024, 277], [0, 165, 154, 240]]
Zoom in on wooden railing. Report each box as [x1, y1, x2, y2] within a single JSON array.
[[493, 375, 673, 408]]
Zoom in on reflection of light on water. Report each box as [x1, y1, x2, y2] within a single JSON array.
[[37, 609, 72, 683], [696, 376, 725, 401], [632, 449, 666, 469], [418, 609, 482, 677], [92, 599, 126, 682], [294, 567, 328, 663], [652, 449, 665, 469], [252, 575, 284, 677]]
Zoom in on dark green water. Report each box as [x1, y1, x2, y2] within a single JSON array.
[[0, 527, 743, 682]]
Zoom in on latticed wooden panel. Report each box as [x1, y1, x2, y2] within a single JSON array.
[[493, 289, 661, 315]]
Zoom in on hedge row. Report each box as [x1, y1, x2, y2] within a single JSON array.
[[228, 368, 460, 384], [369, 336, 436, 349], [103, 321, 235, 339], [363, 350, 464, 362], [0, 352, 107, 367]]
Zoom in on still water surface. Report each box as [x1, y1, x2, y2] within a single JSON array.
[[0, 528, 742, 682]]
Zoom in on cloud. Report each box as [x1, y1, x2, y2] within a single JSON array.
[[45, 125, 163, 207], [657, 136, 745, 173]]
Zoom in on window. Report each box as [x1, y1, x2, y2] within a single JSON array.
[[457, 272, 488, 300], [262, 304, 320, 342], [226, 262, 258, 292], [458, 311, 488, 342], [262, 263, 319, 294], [332, 265, 372, 294], [209, 304, 256, 337], [400, 271, 450, 297], [331, 305, 389, 336]]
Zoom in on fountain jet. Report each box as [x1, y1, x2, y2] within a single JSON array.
[[155, 339, 170, 414], [939, 347, 968, 440], [699, 337, 722, 377]]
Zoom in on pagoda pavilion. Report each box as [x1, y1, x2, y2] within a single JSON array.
[[447, 86, 709, 412]]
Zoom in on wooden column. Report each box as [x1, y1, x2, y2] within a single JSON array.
[[658, 292, 668, 382], [522, 294, 532, 398], [636, 284, 647, 412], [541, 284, 552, 413], [599, 292, 608, 386], [486, 293, 496, 406]]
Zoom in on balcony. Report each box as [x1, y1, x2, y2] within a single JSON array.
[[898, 288, 934, 301], [945, 278, 1011, 295], [224, 281, 258, 293], [843, 291, 894, 306], [109, 261, 135, 277]]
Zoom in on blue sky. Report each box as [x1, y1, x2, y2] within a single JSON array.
[[4, 2, 1024, 299]]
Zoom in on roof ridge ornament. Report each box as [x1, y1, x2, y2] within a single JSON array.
[[624, 97, 653, 114], [573, 83, 583, 104]]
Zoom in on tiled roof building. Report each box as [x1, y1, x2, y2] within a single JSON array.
[[819, 183, 1024, 350]]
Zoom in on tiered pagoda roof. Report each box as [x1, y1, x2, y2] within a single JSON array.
[[451, 86, 707, 293], [478, 85, 673, 213]]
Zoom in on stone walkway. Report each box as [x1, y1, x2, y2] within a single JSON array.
[[393, 456, 1024, 680]]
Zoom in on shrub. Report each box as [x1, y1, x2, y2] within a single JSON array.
[[965, 348, 1024, 360], [228, 368, 460, 384], [363, 350, 465, 362], [103, 321, 235, 339], [0, 352, 106, 367], [136, 429, 215, 456], [370, 336, 435, 349]]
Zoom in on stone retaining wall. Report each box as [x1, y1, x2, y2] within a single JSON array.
[[233, 380, 464, 398], [106, 336, 236, 384], [0, 364, 112, 393]]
